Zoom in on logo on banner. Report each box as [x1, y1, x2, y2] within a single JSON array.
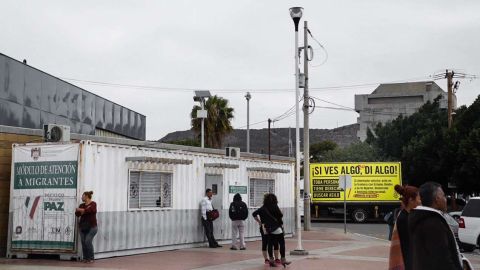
[[31, 148, 41, 161], [25, 196, 41, 219]]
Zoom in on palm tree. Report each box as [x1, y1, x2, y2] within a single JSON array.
[[191, 95, 234, 148]]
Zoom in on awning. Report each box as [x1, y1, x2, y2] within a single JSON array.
[[204, 163, 239, 169], [125, 157, 192, 165], [247, 167, 290, 174]]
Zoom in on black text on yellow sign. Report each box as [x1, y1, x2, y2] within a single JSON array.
[[309, 163, 402, 202]]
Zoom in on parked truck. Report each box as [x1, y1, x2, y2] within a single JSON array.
[[308, 162, 402, 223]]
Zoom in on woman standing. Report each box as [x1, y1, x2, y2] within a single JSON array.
[[75, 191, 98, 263], [389, 185, 421, 270], [252, 193, 290, 267]]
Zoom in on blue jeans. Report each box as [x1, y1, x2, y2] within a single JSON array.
[[80, 227, 98, 260]]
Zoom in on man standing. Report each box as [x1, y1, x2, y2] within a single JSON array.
[[201, 188, 222, 248], [408, 182, 463, 270], [229, 193, 248, 250]]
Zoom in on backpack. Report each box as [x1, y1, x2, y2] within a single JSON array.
[[230, 202, 248, 220]]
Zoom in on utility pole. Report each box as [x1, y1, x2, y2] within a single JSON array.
[[268, 118, 272, 161], [245, 92, 251, 152], [446, 70, 454, 129], [303, 21, 311, 231]]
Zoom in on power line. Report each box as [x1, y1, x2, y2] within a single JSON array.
[[60, 76, 435, 94], [310, 96, 355, 110]]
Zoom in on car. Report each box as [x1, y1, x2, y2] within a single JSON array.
[[443, 212, 460, 244], [449, 211, 462, 222], [458, 197, 480, 252]]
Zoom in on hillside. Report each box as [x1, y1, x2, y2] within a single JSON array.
[[159, 124, 360, 157]]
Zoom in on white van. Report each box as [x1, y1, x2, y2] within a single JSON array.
[[458, 197, 480, 252]]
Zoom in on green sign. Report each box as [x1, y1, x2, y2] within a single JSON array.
[[229, 185, 247, 194], [14, 161, 78, 189]]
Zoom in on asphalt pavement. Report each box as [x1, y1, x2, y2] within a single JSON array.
[[312, 221, 389, 241]]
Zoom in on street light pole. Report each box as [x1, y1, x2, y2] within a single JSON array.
[[201, 99, 205, 148], [245, 92, 251, 152], [289, 6, 308, 256]]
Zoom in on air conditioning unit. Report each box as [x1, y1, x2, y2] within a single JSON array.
[[225, 147, 240, 158], [43, 124, 70, 142]]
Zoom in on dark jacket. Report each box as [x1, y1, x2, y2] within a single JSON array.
[[396, 209, 411, 270], [252, 205, 283, 232], [229, 201, 248, 220], [408, 207, 462, 270]]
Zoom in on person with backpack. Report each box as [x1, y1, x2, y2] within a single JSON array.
[[229, 193, 248, 250]]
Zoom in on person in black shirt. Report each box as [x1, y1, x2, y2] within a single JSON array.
[[392, 184, 421, 270], [229, 193, 249, 250], [252, 193, 290, 267]]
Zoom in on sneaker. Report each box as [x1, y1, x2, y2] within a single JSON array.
[[275, 259, 281, 266], [230, 246, 238, 250], [240, 247, 246, 250], [264, 259, 270, 265], [216, 244, 223, 248]]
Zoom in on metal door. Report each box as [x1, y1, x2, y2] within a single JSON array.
[[205, 174, 223, 210], [205, 174, 224, 240]]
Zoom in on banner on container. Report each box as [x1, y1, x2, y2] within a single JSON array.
[[10, 144, 79, 251], [309, 162, 402, 202]]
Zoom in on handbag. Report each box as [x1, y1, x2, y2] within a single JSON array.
[[207, 209, 219, 221], [388, 223, 405, 270]]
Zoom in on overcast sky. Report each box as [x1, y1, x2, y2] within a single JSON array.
[[2, 1, 479, 140]]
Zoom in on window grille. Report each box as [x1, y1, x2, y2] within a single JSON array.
[[249, 178, 275, 207], [129, 171, 172, 209]]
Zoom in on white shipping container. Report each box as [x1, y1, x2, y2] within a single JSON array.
[[8, 141, 295, 259]]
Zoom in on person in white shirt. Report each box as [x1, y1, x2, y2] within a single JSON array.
[[201, 188, 221, 248]]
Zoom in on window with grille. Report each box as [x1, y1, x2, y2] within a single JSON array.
[[249, 178, 275, 207], [129, 170, 173, 209]]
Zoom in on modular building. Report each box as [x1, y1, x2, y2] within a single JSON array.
[[7, 139, 295, 259]]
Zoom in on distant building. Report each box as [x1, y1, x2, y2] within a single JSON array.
[[355, 81, 455, 141]]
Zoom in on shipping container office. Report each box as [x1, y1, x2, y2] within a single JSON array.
[[7, 140, 295, 259]]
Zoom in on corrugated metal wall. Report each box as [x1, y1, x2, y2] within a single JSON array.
[[80, 141, 294, 257]]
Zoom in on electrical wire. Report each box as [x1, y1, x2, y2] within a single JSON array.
[[60, 76, 435, 94], [307, 28, 329, 67]]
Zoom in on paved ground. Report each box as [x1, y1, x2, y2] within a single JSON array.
[[313, 221, 389, 240], [0, 226, 478, 270]]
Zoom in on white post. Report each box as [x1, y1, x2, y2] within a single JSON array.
[[294, 28, 303, 252], [289, 7, 307, 256], [201, 100, 205, 148]]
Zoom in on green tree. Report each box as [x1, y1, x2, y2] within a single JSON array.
[[452, 95, 480, 193], [367, 98, 450, 187], [190, 95, 234, 148], [310, 140, 337, 162]]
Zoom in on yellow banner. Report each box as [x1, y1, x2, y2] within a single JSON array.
[[309, 162, 402, 202]]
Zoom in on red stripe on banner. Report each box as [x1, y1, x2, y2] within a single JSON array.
[[29, 196, 41, 219]]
